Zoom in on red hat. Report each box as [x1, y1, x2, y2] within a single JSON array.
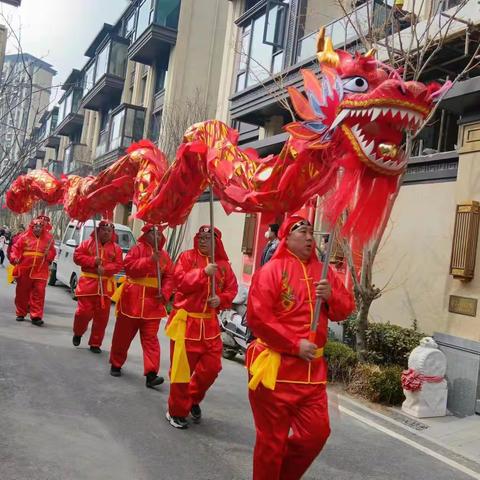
[[194, 225, 229, 261], [139, 223, 166, 250], [272, 215, 317, 262], [98, 219, 114, 228]]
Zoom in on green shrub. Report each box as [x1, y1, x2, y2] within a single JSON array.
[[347, 363, 404, 406], [324, 341, 358, 384], [368, 365, 405, 406], [342, 317, 424, 368]]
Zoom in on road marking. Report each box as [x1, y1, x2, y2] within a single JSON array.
[[339, 405, 480, 480]]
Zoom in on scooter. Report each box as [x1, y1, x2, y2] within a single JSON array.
[[219, 284, 252, 360]]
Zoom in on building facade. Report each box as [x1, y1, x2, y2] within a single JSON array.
[[0, 53, 56, 193]]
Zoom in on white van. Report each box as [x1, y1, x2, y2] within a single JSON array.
[[50, 220, 136, 297]]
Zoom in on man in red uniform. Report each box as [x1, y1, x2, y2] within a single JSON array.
[[246, 215, 354, 480], [72, 220, 123, 353], [10, 216, 56, 326], [109, 224, 174, 388], [165, 225, 238, 429]]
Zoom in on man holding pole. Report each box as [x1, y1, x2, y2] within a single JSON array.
[[109, 224, 174, 388], [246, 215, 354, 480], [72, 220, 123, 353], [10, 216, 56, 326], [165, 225, 237, 429]]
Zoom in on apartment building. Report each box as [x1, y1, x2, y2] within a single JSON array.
[[0, 53, 56, 192]]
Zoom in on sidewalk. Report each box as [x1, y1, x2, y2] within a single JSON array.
[[331, 386, 480, 472]]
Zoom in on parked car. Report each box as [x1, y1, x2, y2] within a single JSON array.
[[49, 220, 136, 298]]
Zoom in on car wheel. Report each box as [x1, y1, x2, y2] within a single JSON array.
[[48, 264, 57, 286], [70, 273, 78, 300]]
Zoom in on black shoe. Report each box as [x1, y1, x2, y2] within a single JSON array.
[[89, 346, 102, 354], [31, 318, 44, 327], [166, 412, 188, 429], [15, 316, 25, 322], [72, 335, 81, 347], [190, 404, 202, 423], [146, 372, 164, 389], [110, 366, 122, 377]]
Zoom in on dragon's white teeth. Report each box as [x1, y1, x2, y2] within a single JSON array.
[[371, 108, 381, 121], [364, 140, 375, 155], [330, 109, 349, 130]]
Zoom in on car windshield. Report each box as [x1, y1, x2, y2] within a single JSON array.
[[82, 226, 135, 252]]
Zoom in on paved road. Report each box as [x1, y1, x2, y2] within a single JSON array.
[[0, 268, 477, 480]]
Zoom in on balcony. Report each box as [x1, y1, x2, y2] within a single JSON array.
[[35, 148, 46, 160], [55, 87, 84, 136], [63, 142, 91, 175], [128, 0, 180, 65], [93, 104, 146, 172], [81, 37, 129, 111]]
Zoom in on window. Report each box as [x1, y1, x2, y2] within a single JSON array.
[[71, 226, 81, 245], [235, 1, 288, 92], [155, 0, 181, 29], [148, 111, 162, 143], [83, 61, 95, 95], [110, 110, 124, 150], [62, 225, 75, 243], [136, 0, 154, 39], [124, 13, 136, 41], [95, 44, 109, 82], [109, 41, 127, 78]]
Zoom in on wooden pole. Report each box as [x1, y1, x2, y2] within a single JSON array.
[[153, 225, 162, 298], [93, 218, 105, 307]]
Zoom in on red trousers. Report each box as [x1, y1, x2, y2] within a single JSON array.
[[168, 336, 222, 417], [15, 275, 47, 319], [249, 382, 330, 480], [110, 313, 161, 375], [73, 295, 111, 347]]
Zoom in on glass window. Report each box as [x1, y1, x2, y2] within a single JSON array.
[[72, 227, 81, 244], [136, 0, 153, 39], [82, 226, 93, 242], [155, 0, 181, 29], [247, 13, 274, 87], [109, 41, 127, 78], [155, 67, 168, 93], [124, 108, 145, 146], [125, 13, 136, 39], [83, 62, 95, 95], [116, 230, 136, 252], [62, 225, 75, 243], [64, 91, 73, 116], [95, 43, 109, 83], [148, 111, 162, 143], [264, 1, 287, 48], [109, 110, 125, 150]]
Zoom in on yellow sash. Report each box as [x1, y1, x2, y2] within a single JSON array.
[[24, 251, 43, 257], [6, 264, 14, 284], [165, 309, 212, 383], [111, 276, 159, 307], [80, 272, 116, 296], [248, 341, 324, 391]]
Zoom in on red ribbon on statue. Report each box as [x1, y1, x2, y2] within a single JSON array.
[[401, 368, 444, 392]]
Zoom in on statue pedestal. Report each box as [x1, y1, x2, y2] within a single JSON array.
[[402, 381, 448, 417], [402, 337, 448, 418]]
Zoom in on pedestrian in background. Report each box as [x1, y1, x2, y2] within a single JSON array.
[[260, 224, 280, 266]]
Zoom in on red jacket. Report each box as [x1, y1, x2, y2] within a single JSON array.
[[118, 240, 175, 319], [246, 251, 354, 384], [74, 237, 123, 297], [11, 231, 56, 281], [168, 248, 238, 340]]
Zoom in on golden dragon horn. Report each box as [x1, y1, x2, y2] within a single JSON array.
[[316, 26, 340, 68]]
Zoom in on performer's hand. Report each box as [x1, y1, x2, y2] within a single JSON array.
[[204, 263, 218, 277], [298, 339, 318, 362], [97, 265, 105, 276], [315, 279, 331, 301], [151, 252, 160, 263], [208, 295, 220, 308], [94, 257, 102, 266]]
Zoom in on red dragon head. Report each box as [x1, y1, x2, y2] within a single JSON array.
[[285, 29, 447, 242]]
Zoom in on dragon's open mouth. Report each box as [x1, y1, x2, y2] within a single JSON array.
[[333, 104, 426, 175]]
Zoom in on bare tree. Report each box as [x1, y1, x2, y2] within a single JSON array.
[[335, 0, 480, 360], [159, 88, 210, 261]]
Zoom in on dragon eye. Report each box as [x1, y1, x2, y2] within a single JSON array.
[[343, 77, 369, 93]]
